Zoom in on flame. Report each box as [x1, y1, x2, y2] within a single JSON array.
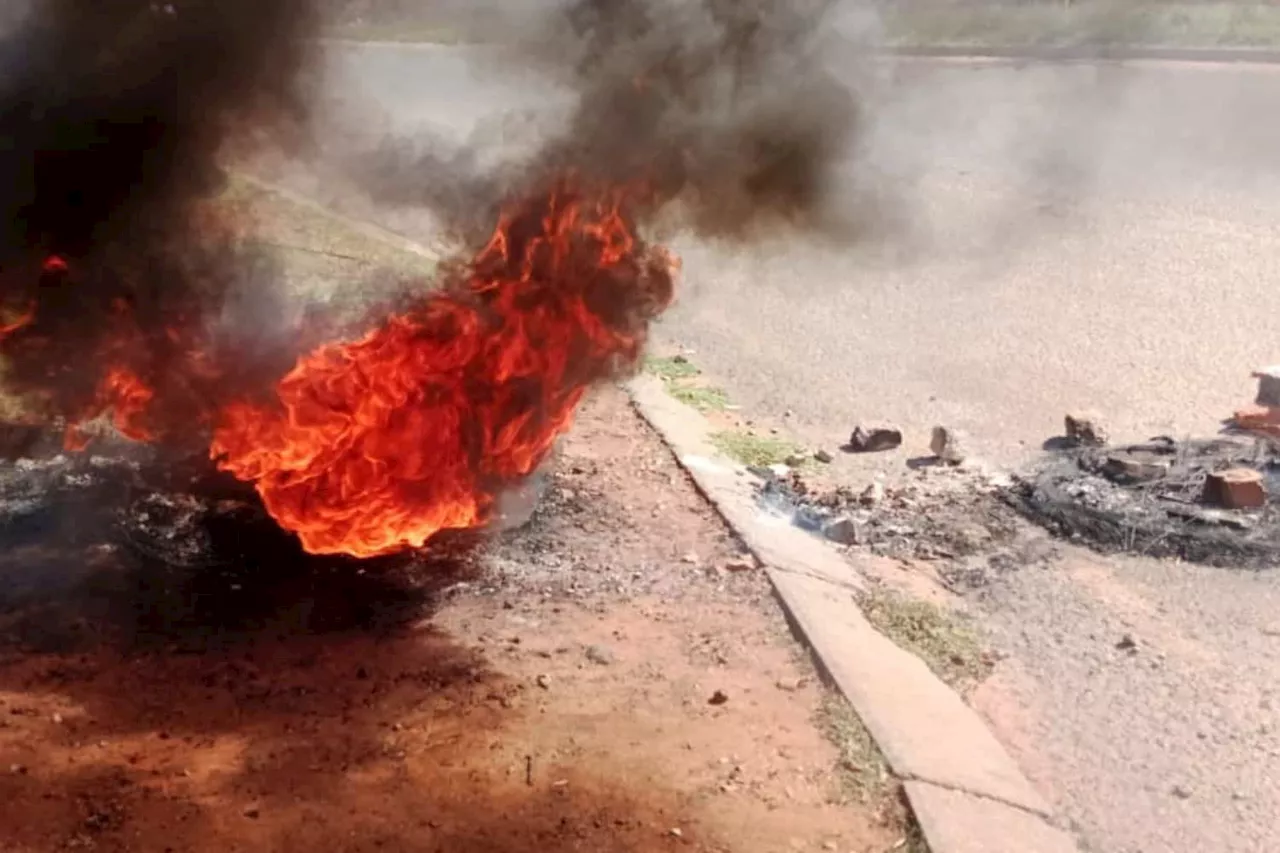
[[2, 182, 673, 557], [64, 367, 157, 451], [209, 182, 674, 557]]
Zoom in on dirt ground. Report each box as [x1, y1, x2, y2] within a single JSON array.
[[0, 387, 898, 853]]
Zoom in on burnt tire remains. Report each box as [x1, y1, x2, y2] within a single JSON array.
[[1010, 436, 1280, 569]]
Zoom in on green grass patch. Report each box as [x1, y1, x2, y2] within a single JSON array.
[[668, 383, 730, 413], [858, 586, 992, 693], [710, 429, 804, 468], [644, 354, 700, 382], [645, 354, 732, 412]]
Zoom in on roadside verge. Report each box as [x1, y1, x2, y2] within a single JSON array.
[[229, 171, 1077, 851], [626, 374, 1081, 853]]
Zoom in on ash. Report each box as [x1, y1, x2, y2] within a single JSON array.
[[756, 465, 1043, 591], [1012, 435, 1280, 568], [0, 436, 473, 652]]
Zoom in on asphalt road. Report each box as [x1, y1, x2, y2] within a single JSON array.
[[320, 43, 1280, 853]]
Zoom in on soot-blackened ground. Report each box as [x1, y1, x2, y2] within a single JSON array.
[[0, 441, 479, 652], [1013, 435, 1280, 568]]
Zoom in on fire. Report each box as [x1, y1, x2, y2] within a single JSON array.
[[64, 366, 157, 451], [208, 182, 674, 557], [1, 181, 673, 557]]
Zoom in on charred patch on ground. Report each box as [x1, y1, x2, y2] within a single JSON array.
[[1011, 435, 1280, 568]]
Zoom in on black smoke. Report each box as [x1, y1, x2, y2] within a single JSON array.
[[346, 0, 860, 243], [0, 0, 319, 440]]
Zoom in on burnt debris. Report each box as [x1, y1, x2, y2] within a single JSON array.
[[0, 429, 477, 652], [1011, 436, 1280, 568]]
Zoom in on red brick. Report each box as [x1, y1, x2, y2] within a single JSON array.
[[1233, 404, 1280, 427], [1204, 468, 1267, 510]]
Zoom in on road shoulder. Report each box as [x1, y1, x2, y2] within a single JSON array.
[[627, 374, 1082, 853]]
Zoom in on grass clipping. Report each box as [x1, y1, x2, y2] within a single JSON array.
[[644, 355, 730, 413], [858, 586, 992, 693]]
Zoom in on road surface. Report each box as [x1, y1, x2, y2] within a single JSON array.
[[321, 43, 1280, 853]]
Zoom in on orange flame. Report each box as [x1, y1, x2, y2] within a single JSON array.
[[209, 182, 674, 557], [64, 366, 157, 451]]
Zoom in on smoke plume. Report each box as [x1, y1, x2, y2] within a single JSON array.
[[0, 0, 319, 440], [350, 0, 860, 241]]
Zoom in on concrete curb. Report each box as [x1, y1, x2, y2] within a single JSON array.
[[319, 36, 1280, 67], [625, 375, 1081, 853], [886, 43, 1280, 65]]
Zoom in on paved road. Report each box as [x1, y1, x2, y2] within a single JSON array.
[[320, 44, 1280, 853]]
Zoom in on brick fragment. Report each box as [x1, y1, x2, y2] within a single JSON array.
[[1204, 468, 1267, 510]]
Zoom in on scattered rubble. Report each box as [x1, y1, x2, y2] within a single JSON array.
[[1013, 435, 1280, 568], [753, 463, 1027, 588], [1064, 411, 1108, 447], [823, 516, 866, 546], [930, 426, 968, 465], [844, 426, 902, 454]]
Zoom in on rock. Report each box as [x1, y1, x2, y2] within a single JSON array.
[[1204, 468, 1267, 510], [585, 644, 616, 666], [823, 515, 866, 546], [859, 481, 885, 506], [1064, 411, 1108, 446], [775, 677, 809, 692], [784, 453, 807, 467], [1254, 365, 1280, 406], [814, 449, 834, 464], [721, 557, 756, 573], [1172, 785, 1193, 800], [768, 463, 791, 480], [845, 426, 902, 454], [1115, 633, 1138, 653], [708, 690, 729, 706], [535, 674, 551, 689], [243, 804, 261, 819], [681, 552, 699, 564], [669, 828, 684, 838], [1102, 451, 1171, 483], [930, 426, 967, 464]]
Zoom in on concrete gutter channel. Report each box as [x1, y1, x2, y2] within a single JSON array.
[[626, 376, 1081, 853]]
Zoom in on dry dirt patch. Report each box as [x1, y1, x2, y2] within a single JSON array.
[[0, 387, 896, 853]]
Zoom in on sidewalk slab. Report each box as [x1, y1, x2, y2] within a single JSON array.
[[627, 374, 1050, 817], [905, 781, 1081, 853], [626, 376, 864, 593], [770, 569, 1049, 816]]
